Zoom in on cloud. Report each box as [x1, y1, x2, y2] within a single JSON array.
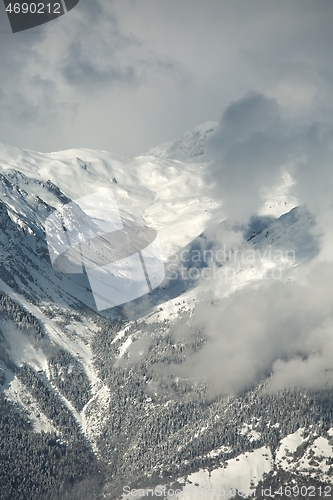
[[61, 41, 138, 88], [59, 1, 141, 89], [0, 12, 48, 124], [155, 90, 333, 398], [2, 0, 333, 156], [206, 92, 306, 223], [162, 259, 333, 397], [3, 0, 333, 398], [0, 0, 182, 153]]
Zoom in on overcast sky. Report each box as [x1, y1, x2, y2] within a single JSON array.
[[1, 0, 333, 157], [2, 0, 333, 396]]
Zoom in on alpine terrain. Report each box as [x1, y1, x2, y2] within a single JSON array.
[[0, 122, 332, 500]]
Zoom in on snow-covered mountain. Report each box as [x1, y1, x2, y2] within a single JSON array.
[[140, 121, 218, 162], [0, 125, 332, 500]]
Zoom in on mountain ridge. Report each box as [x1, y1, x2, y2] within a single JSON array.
[[0, 126, 331, 500]]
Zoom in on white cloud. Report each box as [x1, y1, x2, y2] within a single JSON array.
[[2, 0, 333, 156]]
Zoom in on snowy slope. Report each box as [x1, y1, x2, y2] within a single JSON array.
[[0, 140, 222, 450], [175, 447, 272, 500], [166, 427, 333, 500], [0, 143, 216, 260], [0, 136, 310, 391], [275, 427, 333, 485], [121, 447, 272, 500], [140, 121, 218, 162], [0, 127, 327, 500]]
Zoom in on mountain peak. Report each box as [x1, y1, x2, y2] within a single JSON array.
[[138, 121, 218, 162]]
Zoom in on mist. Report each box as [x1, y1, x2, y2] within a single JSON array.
[[158, 91, 333, 396]]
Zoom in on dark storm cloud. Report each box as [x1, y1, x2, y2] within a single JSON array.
[[59, 0, 143, 89], [59, 1, 184, 92], [61, 41, 138, 88], [0, 5, 66, 140], [207, 93, 306, 222], [0, 12, 41, 118], [214, 93, 280, 145]]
